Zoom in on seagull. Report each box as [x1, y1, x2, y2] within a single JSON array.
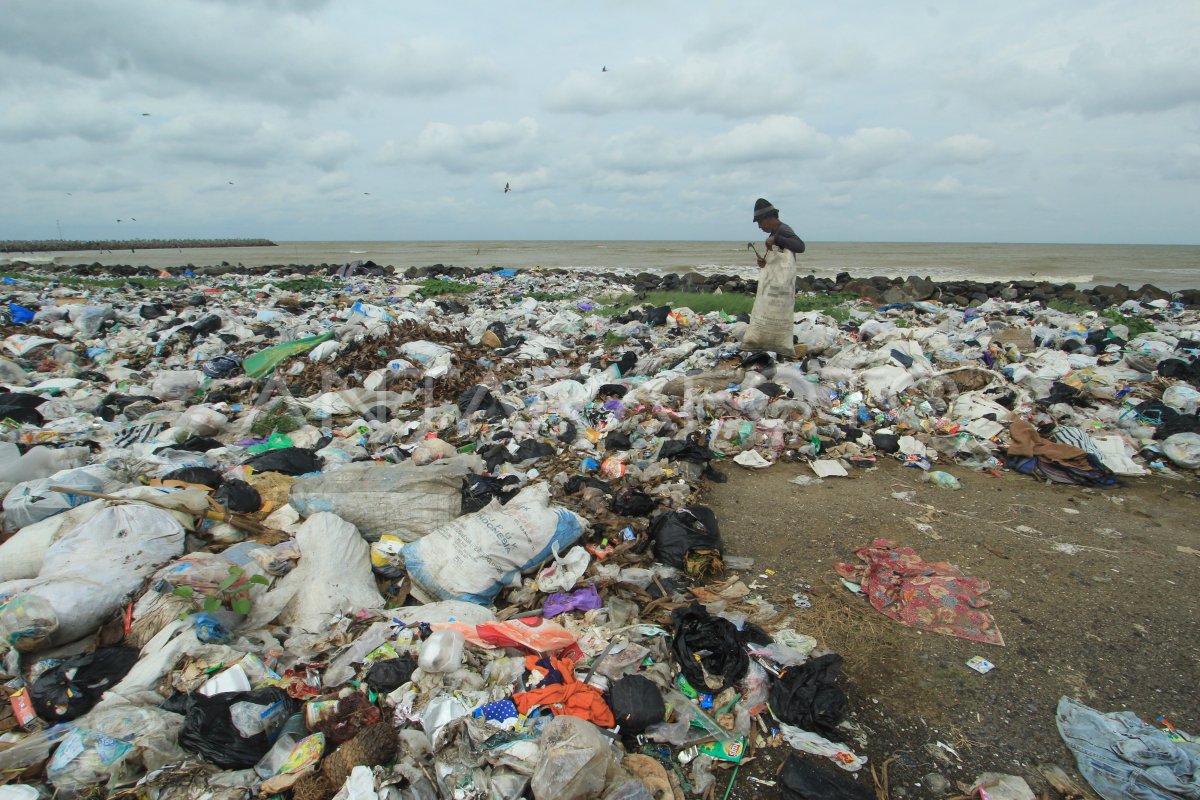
[[228, 181, 234, 185], [504, 182, 511, 193], [141, 112, 150, 117], [116, 219, 122, 223], [363, 192, 370, 195], [130, 217, 136, 221], [66, 192, 72, 196], [602, 66, 608, 72]]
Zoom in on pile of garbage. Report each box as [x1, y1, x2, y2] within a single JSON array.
[[0, 266, 1198, 799]]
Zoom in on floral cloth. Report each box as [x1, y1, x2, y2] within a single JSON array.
[[835, 538, 1004, 646]]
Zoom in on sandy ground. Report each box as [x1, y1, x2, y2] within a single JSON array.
[[699, 458, 1200, 799]]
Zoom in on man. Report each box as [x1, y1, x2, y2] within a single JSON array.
[[752, 198, 805, 267]]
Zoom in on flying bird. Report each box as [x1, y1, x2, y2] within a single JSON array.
[[130, 217, 136, 221], [141, 112, 150, 116], [503, 182, 511, 193], [363, 192, 370, 195], [116, 219, 122, 223], [228, 181, 234, 185], [602, 66, 608, 72]]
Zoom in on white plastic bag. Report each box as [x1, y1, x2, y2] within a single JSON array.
[[1161, 432, 1200, 470], [250, 512, 384, 634], [289, 456, 479, 541], [536, 545, 591, 593], [0, 505, 185, 648], [743, 247, 797, 355], [0, 499, 106, 582], [2, 466, 114, 530], [402, 482, 588, 606]]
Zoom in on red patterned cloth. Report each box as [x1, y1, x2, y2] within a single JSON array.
[[835, 538, 1004, 646]]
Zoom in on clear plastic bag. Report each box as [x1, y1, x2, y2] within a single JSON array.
[[417, 629, 465, 673]]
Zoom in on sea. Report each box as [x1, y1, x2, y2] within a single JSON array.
[[10, 240, 1200, 290]]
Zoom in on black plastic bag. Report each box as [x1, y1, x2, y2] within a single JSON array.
[[457, 385, 510, 420], [461, 474, 520, 513], [140, 303, 169, 319], [780, 753, 872, 800], [214, 479, 262, 513], [658, 437, 715, 464], [872, 432, 900, 454], [161, 466, 224, 488], [611, 489, 656, 517], [596, 384, 628, 400], [604, 431, 632, 450], [179, 688, 298, 769], [0, 393, 45, 426], [162, 436, 224, 453], [768, 653, 848, 738], [514, 439, 555, 462], [365, 657, 417, 695], [649, 507, 722, 569], [671, 603, 748, 692], [202, 354, 243, 379], [31, 647, 139, 722], [609, 674, 665, 737], [243, 447, 323, 476]]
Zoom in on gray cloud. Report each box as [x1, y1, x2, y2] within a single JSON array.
[[0, 1, 1194, 244]]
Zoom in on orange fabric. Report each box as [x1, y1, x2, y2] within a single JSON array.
[[512, 657, 615, 728]]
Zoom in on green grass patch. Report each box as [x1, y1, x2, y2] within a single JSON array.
[[419, 278, 477, 296], [603, 331, 628, 347], [592, 289, 857, 321], [273, 277, 331, 292], [1047, 299, 1094, 314], [1102, 307, 1155, 337], [1, 271, 185, 289], [522, 290, 575, 302]]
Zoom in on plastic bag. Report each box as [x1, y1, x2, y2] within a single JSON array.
[[671, 603, 749, 692], [31, 646, 139, 722], [2, 466, 112, 530], [214, 479, 262, 513], [248, 512, 384, 634], [417, 629, 465, 673], [45, 702, 185, 795], [530, 715, 621, 800], [0, 499, 105, 583], [1161, 432, 1200, 470], [537, 545, 591, 593], [780, 752, 872, 800], [0, 594, 57, 651], [0, 504, 185, 648], [743, 247, 797, 354], [609, 674, 665, 737], [289, 457, 477, 541], [178, 688, 298, 769], [768, 653, 848, 738], [243, 447, 323, 476], [649, 507, 722, 570], [365, 657, 417, 694], [0, 393, 44, 425], [402, 482, 588, 606]]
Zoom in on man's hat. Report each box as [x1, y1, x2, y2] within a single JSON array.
[[753, 198, 777, 221]]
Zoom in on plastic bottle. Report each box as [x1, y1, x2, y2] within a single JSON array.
[[922, 470, 962, 489]]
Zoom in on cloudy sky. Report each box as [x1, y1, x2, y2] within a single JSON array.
[[2, 0, 1198, 244]]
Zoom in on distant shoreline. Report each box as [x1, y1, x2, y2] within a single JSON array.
[[0, 238, 277, 253]]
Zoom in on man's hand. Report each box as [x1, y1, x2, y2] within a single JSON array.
[[756, 255, 766, 268]]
